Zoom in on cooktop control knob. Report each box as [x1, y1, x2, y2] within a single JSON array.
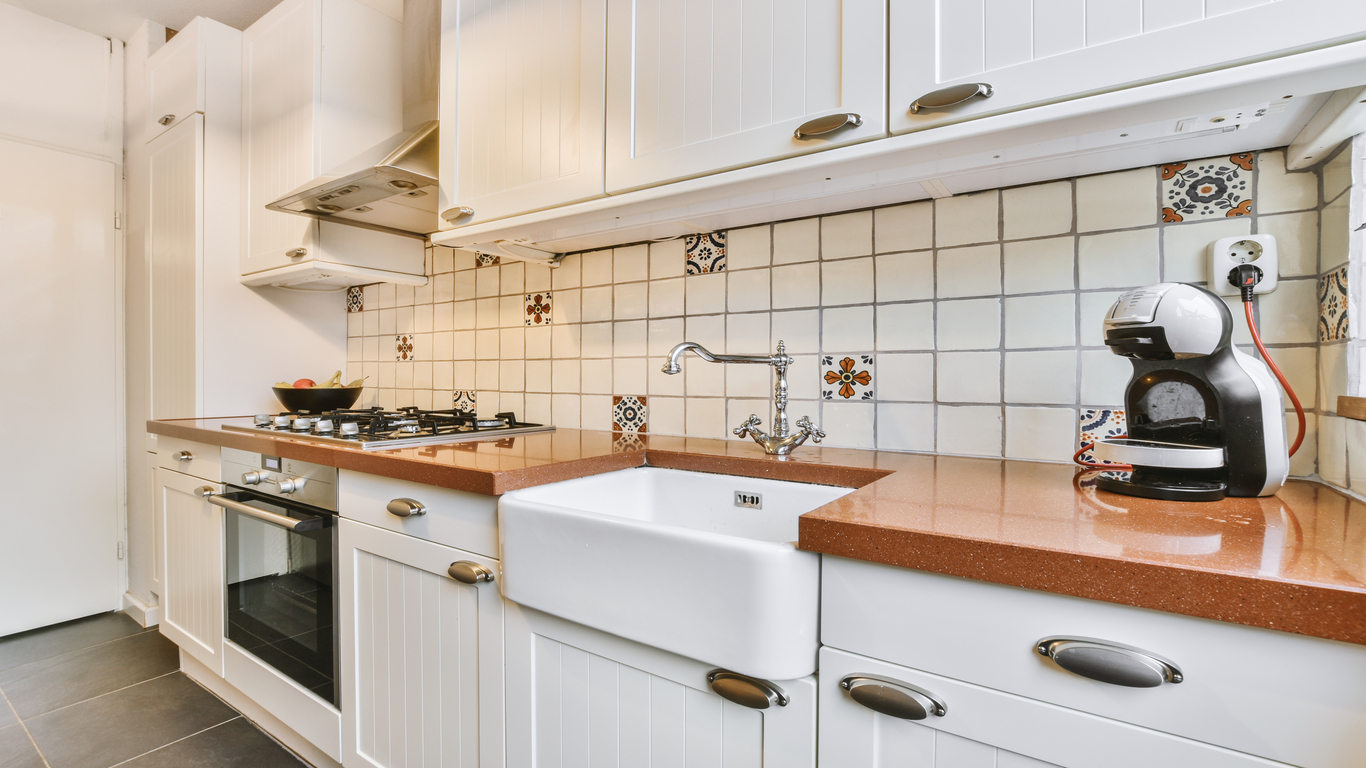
[[273, 415, 291, 429], [241, 471, 267, 486], [340, 422, 360, 436], [292, 417, 313, 431], [277, 476, 306, 494], [315, 419, 334, 433], [254, 414, 272, 427]]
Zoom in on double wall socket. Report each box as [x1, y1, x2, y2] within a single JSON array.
[[1208, 235, 1278, 296]]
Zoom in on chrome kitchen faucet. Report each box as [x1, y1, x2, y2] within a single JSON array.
[[662, 340, 825, 455]]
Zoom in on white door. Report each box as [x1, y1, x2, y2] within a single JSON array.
[[0, 137, 121, 636], [148, 116, 204, 420], [605, 0, 887, 194], [819, 647, 1289, 767], [339, 519, 504, 768], [506, 603, 817, 767], [156, 468, 226, 675], [890, 0, 1366, 135], [441, 0, 607, 225]]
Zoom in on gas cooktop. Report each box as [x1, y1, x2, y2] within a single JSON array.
[[222, 407, 553, 450]]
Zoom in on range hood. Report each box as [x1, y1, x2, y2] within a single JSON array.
[[267, 121, 438, 239]]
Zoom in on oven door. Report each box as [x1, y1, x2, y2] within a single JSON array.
[[212, 488, 339, 708]]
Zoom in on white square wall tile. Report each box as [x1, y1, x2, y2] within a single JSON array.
[[773, 218, 820, 264], [1320, 342, 1348, 409], [581, 358, 614, 395], [937, 405, 1003, 457], [727, 365, 772, 399], [581, 249, 613, 285], [1347, 421, 1366, 495], [613, 320, 648, 358], [475, 266, 500, 298], [726, 399, 773, 439], [1003, 181, 1072, 240], [937, 244, 1001, 298], [821, 402, 875, 449], [613, 358, 648, 395], [1323, 146, 1353, 203], [1257, 279, 1316, 344], [650, 397, 685, 435], [1076, 167, 1156, 232], [1005, 407, 1077, 462], [823, 306, 875, 351], [727, 312, 771, 354], [686, 363, 725, 397], [582, 395, 613, 431], [822, 257, 875, 305], [648, 317, 686, 356], [727, 226, 771, 270], [771, 310, 820, 355], [1256, 150, 1318, 213], [1319, 415, 1348, 487], [686, 272, 727, 314], [1264, 346, 1316, 409], [1162, 219, 1249, 284], [936, 352, 1001, 403], [771, 263, 821, 309], [649, 239, 685, 279], [935, 192, 999, 247], [685, 314, 726, 350], [648, 364, 685, 396], [936, 298, 1001, 351], [875, 201, 933, 254], [613, 244, 649, 283], [1079, 292, 1123, 347], [525, 264, 552, 293], [1078, 229, 1159, 289], [789, 355, 821, 400], [552, 359, 580, 393], [500, 262, 525, 295], [614, 281, 649, 320], [875, 251, 933, 302], [728, 269, 771, 313], [877, 403, 934, 452], [525, 360, 551, 391], [685, 397, 727, 438], [581, 286, 613, 322], [1004, 350, 1077, 404], [1080, 350, 1132, 405], [1256, 212, 1318, 277], [525, 325, 551, 358], [1004, 294, 1076, 349], [877, 353, 934, 401], [1321, 193, 1350, 271], [821, 211, 873, 259], [581, 322, 613, 358], [551, 323, 581, 358], [649, 278, 684, 317], [551, 394, 580, 429]]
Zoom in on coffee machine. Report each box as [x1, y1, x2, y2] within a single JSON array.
[[1093, 283, 1288, 501]]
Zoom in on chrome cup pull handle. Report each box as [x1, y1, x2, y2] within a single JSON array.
[[707, 670, 788, 709], [158, 114, 175, 125], [841, 675, 946, 720], [1036, 636, 1183, 688], [386, 498, 426, 518], [172, 450, 193, 462], [793, 113, 862, 140], [441, 206, 475, 223], [910, 83, 993, 114], [448, 561, 494, 584]]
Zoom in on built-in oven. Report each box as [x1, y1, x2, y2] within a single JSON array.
[[212, 449, 340, 709]]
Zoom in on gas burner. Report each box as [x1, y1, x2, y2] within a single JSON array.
[[228, 408, 552, 450], [474, 418, 508, 428]]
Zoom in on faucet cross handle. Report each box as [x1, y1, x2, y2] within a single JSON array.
[[796, 416, 825, 443], [733, 414, 764, 439]]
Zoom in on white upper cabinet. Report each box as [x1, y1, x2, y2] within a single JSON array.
[[890, 0, 1366, 134], [439, 0, 607, 227], [604, 0, 888, 193], [147, 20, 209, 140]]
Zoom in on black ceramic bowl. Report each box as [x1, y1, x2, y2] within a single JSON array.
[[272, 386, 363, 414]]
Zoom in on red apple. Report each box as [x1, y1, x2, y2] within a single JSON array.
[[292, 378, 316, 388]]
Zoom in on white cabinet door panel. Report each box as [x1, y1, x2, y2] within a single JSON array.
[[157, 467, 225, 676], [606, 0, 887, 193], [891, 0, 1366, 134], [148, 117, 204, 420], [819, 647, 1290, 767], [442, 0, 607, 225], [339, 519, 503, 768], [506, 604, 814, 767], [147, 22, 205, 140]]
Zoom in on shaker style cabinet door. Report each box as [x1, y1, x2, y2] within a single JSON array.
[[338, 519, 504, 768], [890, 0, 1366, 135], [505, 604, 817, 768], [439, 0, 607, 227], [604, 0, 887, 193], [156, 467, 225, 676]]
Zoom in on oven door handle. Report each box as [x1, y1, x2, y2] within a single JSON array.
[[201, 490, 313, 532]]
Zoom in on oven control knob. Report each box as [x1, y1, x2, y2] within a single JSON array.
[[241, 471, 268, 486], [278, 476, 306, 494]]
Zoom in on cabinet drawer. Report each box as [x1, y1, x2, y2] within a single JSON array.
[[338, 469, 497, 557], [155, 436, 219, 482], [819, 647, 1288, 768], [821, 557, 1366, 768]]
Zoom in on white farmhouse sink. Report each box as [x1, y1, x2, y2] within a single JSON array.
[[498, 466, 854, 680]]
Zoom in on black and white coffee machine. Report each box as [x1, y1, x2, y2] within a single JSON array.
[[1092, 283, 1289, 501]]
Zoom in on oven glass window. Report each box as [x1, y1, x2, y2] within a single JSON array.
[[224, 495, 338, 708]]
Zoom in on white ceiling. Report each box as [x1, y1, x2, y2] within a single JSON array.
[[3, 0, 279, 42]]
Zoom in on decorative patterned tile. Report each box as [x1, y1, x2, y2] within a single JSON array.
[[1078, 408, 1127, 464], [684, 232, 727, 275], [396, 334, 415, 362], [476, 252, 501, 267], [525, 292, 552, 326], [821, 355, 874, 401], [346, 286, 364, 312], [1160, 153, 1254, 222], [612, 395, 648, 433], [453, 390, 476, 414], [1320, 265, 1349, 341], [613, 433, 646, 453]]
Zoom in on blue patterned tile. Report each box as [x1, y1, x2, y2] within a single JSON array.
[[685, 232, 727, 275], [1320, 266, 1349, 341], [1078, 408, 1127, 464]]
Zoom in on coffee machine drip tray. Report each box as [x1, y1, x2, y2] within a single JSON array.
[[1094, 439, 1225, 469], [1094, 439, 1229, 502]]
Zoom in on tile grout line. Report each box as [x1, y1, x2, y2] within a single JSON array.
[[0, 684, 51, 768], [21, 670, 181, 722], [104, 716, 243, 768], [0, 625, 160, 678]]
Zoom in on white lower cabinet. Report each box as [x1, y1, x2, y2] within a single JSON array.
[[338, 518, 504, 768], [505, 603, 816, 767], [155, 465, 225, 676]]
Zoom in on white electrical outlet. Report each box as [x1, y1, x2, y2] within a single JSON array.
[[1208, 235, 1278, 296]]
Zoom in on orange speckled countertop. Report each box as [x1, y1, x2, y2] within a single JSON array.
[[150, 417, 1366, 645]]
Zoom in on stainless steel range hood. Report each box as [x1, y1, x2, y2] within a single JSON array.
[[266, 120, 438, 239]]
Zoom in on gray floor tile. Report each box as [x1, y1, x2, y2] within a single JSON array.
[[26, 673, 237, 768], [0, 612, 144, 672], [0, 699, 14, 729], [119, 717, 306, 768], [0, 629, 179, 719], [0, 724, 45, 768]]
